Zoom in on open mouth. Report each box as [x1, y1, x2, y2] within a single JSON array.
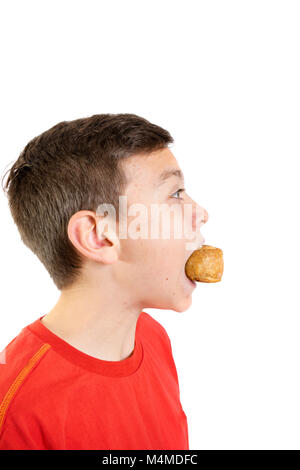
[[184, 262, 197, 287], [185, 272, 196, 287]]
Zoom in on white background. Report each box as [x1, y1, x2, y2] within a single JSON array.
[[1, 0, 299, 450]]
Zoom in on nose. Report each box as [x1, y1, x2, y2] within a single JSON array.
[[191, 204, 209, 231], [203, 208, 209, 224]]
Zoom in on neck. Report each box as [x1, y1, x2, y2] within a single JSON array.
[[41, 278, 143, 362]]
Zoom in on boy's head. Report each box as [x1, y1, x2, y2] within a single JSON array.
[[2, 113, 208, 312]]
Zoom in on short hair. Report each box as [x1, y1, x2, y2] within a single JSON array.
[[2, 113, 174, 290]]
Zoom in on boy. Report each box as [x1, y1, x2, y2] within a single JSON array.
[[0, 114, 208, 450]]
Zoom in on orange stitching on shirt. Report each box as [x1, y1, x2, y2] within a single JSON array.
[[0, 343, 51, 433]]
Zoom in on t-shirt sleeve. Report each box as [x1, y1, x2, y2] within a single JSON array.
[[0, 413, 47, 450]]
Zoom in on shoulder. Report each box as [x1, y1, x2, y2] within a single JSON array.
[[0, 325, 49, 393], [0, 324, 51, 440]]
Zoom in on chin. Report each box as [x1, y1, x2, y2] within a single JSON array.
[[173, 296, 193, 313]]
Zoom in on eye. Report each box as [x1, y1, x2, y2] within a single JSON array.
[[171, 188, 185, 200]]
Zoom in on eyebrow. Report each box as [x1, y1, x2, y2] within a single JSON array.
[[155, 168, 185, 186]]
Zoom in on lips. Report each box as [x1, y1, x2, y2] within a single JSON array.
[[184, 257, 197, 288], [185, 271, 196, 288]]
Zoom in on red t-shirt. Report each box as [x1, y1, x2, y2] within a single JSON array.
[[0, 311, 189, 450]]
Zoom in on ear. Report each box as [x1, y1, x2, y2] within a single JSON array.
[[67, 210, 120, 264]]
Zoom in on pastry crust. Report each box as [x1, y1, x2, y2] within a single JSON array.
[[185, 245, 224, 283]]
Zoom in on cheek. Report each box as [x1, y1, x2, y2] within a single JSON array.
[[145, 240, 184, 282]]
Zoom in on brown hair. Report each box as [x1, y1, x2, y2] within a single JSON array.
[[2, 113, 174, 290]]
